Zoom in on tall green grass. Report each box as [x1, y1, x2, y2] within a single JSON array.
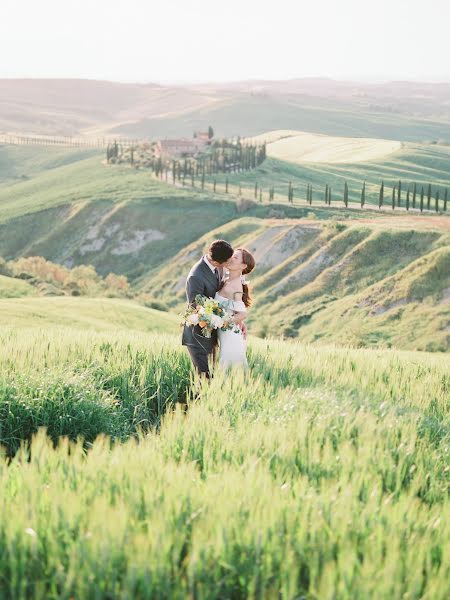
[[0, 327, 449, 598]]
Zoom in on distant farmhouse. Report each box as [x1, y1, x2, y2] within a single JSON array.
[[154, 131, 213, 160]]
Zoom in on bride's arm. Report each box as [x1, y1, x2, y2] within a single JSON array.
[[231, 290, 247, 331]]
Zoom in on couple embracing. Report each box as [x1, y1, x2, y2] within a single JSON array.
[[182, 240, 256, 378]]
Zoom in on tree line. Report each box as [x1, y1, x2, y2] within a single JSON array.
[[106, 138, 267, 175], [177, 173, 448, 213]]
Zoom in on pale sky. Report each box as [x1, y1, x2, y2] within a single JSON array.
[[1, 0, 449, 84]]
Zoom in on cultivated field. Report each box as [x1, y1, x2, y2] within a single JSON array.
[[0, 320, 449, 598], [245, 130, 403, 164]]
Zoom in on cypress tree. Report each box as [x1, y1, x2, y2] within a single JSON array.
[[397, 180, 401, 207], [406, 188, 410, 211], [310, 185, 313, 204], [444, 189, 448, 212], [324, 184, 328, 204], [254, 181, 258, 199], [201, 167, 205, 190], [172, 161, 176, 184], [344, 182, 348, 207], [378, 181, 384, 208], [225, 178, 229, 193], [435, 189, 439, 212], [288, 181, 293, 203], [427, 184, 432, 210], [412, 182, 417, 209], [259, 188, 262, 203], [328, 187, 332, 205], [213, 179, 216, 193], [392, 186, 396, 210], [361, 181, 366, 208], [420, 187, 424, 212]]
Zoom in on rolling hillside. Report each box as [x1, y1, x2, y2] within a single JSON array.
[[1, 144, 449, 352], [144, 217, 450, 351], [2, 78, 450, 141], [207, 137, 450, 207], [0, 296, 178, 333], [245, 129, 402, 163]]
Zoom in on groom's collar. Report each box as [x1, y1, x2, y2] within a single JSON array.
[[203, 255, 216, 273]]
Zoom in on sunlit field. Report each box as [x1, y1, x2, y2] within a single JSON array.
[[245, 130, 402, 163], [1, 325, 448, 599]]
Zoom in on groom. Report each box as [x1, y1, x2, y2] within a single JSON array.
[[182, 239, 243, 378]]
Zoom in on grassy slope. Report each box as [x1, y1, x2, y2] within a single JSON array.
[[206, 142, 450, 207], [0, 144, 100, 186], [1, 145, 449, 352], [110, 93, 450, 142], [0, 296, 179, 333], [146, 217, 450, 351], [0, 146, 413, 279], [0, 273, 35, 298], [0, 149, 239, 279]]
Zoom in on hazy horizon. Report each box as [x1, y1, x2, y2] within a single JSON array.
[[1, 0, 449, 84], [2, 75, 450, 86]]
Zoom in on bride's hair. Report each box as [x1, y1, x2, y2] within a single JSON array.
[[239, 248, 255, 307]]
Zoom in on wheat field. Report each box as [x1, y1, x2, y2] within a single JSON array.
[[245, 130, 402, 164], [0, 322, 448, 599]]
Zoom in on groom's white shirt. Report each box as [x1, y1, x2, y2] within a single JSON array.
[[203, 255, 216, 273]]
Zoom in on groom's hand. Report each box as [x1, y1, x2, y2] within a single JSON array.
[[240, 321, 248, 340]]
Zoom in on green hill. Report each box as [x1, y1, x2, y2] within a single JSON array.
[[206, 142, 450, 207], [144, 217, 450, 351], [0, 296, 179, 333], [3, 78, 450, 142], [1, 145, 449, 352], [0, 273, 35, 298], [108, 92, 450, 141]]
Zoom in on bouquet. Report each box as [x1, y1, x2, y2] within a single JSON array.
[[183, 294, 239, 338]]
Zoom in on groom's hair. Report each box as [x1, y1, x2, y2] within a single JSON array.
[[208, 239, 233, 263]]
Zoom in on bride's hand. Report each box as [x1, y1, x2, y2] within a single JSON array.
[[232, 312, 246, 325]]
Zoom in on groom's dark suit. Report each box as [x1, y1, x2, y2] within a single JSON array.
[[182, 257, 221, 377]]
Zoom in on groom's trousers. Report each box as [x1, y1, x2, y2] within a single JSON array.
[[187, 346, 214, 378]]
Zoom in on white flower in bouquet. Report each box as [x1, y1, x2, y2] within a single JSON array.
[[188, 313, 199, 325], [210, 314, 224, 328]]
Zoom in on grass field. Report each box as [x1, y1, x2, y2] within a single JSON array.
[[0, 296, 179, 333], [245, 130, 403, 164], [206, 142, 450, 208], [0, 321, 449, 598], [0, 273, 35, 298]]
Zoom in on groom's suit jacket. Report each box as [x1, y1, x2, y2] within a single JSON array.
[[182, 257, 221, 353]]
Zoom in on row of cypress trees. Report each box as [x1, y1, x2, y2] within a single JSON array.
[[268, 179, 448, 212]]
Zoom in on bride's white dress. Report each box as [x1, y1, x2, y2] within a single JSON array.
[[215, 292, 248, 368]]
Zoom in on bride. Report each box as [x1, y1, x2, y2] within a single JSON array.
[[215, 248, 256, 369]]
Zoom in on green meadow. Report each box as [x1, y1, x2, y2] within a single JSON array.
[[0, 320, 449, 598], [0, 138, 449, 598], [205, 142, 450, 207]]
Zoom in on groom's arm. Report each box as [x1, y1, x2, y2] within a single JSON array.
[[186, 275, 204, 307]]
